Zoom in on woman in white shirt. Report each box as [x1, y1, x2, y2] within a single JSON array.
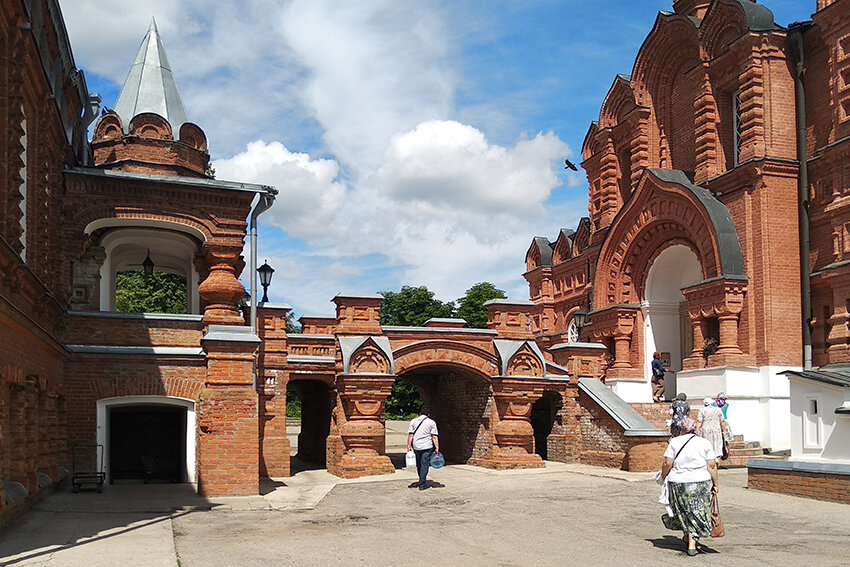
[[660, 417, 719, 556]]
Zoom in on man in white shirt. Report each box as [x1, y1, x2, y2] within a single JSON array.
[[407, 405, 440, 490]]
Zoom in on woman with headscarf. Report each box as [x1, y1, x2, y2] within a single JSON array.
[[661, 417, 719, 556], [669, 393, 690, 433], [697, 397, 726, 459], [713, 392, 729, 419]]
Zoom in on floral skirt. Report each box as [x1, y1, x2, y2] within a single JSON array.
[[668, 480, 712, 536]]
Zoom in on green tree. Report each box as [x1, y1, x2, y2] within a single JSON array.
[[456, 282, 506, 328], [384, 378, 421, 420], [379, 285, 454, 327], [115, 271, 187, 314], [285, 311, 301, 333]]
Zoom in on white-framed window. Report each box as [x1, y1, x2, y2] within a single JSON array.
[[732, 90, 743, 167], [803, 396, 821, 449], [567, 317, 579, 343]]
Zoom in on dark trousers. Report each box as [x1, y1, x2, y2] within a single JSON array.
[[414, 447, 434, 488]]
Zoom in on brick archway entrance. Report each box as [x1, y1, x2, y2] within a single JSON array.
[[400, 364, 493, 465], [288, 379, 334, 468]]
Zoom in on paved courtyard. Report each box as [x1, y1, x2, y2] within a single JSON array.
[[1, 459, 849, 567]]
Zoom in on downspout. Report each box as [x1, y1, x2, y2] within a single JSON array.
[[789, 22, 812, 370], [249, 189, 275, 334], [248, 188, 276, 390]]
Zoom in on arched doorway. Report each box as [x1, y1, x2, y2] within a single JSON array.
[[96, 396, 195, 484], [398, 365, 492, 465], [288, 379, 333, 469], [530, 391, 562, 460], [643, 245, 702, 400]]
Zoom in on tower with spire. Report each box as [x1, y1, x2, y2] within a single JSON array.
[[91, 19, 210, 177]]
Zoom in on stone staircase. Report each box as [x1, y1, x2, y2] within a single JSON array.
[[630, 402, 769, 467]]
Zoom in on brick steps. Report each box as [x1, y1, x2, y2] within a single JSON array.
[[630, 404, 775, 468]]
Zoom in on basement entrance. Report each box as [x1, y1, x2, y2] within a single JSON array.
[[108, 404, 187, 483]]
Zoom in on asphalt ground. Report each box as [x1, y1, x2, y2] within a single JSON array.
[[1, 423, 849, 566]]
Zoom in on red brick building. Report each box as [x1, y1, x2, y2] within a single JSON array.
[[3, 0, 849, 524], [526, 0, 850, 456]]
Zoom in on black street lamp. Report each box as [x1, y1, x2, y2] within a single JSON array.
[[257, 260, 274, 303], [573, 309, 587, 339], [142, 249, 154, 276]]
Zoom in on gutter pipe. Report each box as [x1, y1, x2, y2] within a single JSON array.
[[248, 189, 275, 390], [249, 190, 275, 335], [789, 22, 813, 370]]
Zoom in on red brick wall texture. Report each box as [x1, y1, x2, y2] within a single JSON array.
[[748, 468, 850, 505]]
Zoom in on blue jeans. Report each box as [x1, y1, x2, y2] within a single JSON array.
[[414, 447, 434, 488]]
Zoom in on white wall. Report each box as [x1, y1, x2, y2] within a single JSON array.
[[676, 365, 792, 451], [789, 377, 850, 464]]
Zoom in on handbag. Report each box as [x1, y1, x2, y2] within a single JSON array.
[[405, 451, 416, 468], [710, 492, 725, 538]]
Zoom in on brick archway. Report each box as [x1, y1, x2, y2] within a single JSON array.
[[591, 169, 746, 376], [392, 341, 499, 379]]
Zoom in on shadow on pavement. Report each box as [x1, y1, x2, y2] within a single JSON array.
[[0, 482, 211, 565], [646, 535, 719, 555]]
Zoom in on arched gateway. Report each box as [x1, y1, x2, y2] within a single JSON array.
[[255, 295, 596, 478]]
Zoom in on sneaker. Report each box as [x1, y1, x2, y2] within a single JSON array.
[[418, 485, 428, 491]]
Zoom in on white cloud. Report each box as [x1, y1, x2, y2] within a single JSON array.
[[61, 0, 578, 315], [213, 141, 347, 238]]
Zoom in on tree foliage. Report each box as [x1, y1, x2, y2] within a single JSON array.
[[379, 285, 454, 327], [285, 311, 301, 333], [384, 378, 421, 419], [456, 282, 506, 329], [115, 271, 187, 314]]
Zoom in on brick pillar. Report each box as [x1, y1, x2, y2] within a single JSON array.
[[327, 375, 395, 479], [198, 326, 260, 496], [197, 242, 246, 326], [259, 373, 289, 478], [471, 378, 545, 470], [40, 391, 59, 481], [23, 378, 38, 494]]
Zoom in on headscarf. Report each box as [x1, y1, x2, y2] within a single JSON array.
[[675, 392, 687, 401], [703, 397, 713, 406], [715, 392, 727, 408], [678, 417, 698, 434]]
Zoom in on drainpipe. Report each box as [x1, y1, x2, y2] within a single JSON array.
[[249, 189, 275, 335], [80, 93, 101, 166], [248, 189, 275, 391], [789, 22, 812, 370]]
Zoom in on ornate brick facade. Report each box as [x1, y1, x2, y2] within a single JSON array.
[[525, 0, 850, 452], [4, 0, 848, 524]]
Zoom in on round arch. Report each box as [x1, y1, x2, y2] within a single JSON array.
[[643, 244, 702, 398], [392, 341, 498, 379]]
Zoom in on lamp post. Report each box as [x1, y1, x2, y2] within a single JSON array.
[[573, 309, 587, 341], [257, 260, 274, 303], [142, 249, 154, 276]]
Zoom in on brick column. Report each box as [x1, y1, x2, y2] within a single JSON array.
[[471, 378, 544, 470], [328, 375, 395, 479], [259, 372, 289, 478], [198, 326, 260, 496], [197, 242, 246, 325]]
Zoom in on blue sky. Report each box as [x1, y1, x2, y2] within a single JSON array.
[[62, 0, 811, 318]]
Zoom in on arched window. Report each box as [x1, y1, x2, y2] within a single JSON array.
[[567, 317, 580, 343]]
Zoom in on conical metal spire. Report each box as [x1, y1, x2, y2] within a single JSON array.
[[113, 18, 190, 134]]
